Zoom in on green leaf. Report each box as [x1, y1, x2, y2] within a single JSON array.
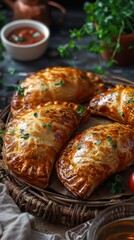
[[21, 133, 29, 140], [32, 32, 40, 38], [16, 84, 26, 96], [126, 98, 134, 104], [34, 113, 38, 118], [57, 45, 72, 58], [11, 35, 26, 43], [45, 110, 49, 113], [77, 106, 86, 116], [106, 136, 117, 149], [109, 173, 124, 194], [0, 129, 6, 134], [93, 66, 108, 75], [57, 0, 134, 68], [1, 79, 7, 85], [76, 144, 81, 150], [42, 123, 46, 128], [54, 80, 65, 87], [7, 67, 16, 76], [19, 129, 24, 133], [96, 139, 102, 145], [47, 123, 52, 130]]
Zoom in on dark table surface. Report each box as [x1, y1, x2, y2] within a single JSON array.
[[0, 2, 134, 112]]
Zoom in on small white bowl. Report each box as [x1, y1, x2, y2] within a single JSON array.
[[0, 19, 50, 61]]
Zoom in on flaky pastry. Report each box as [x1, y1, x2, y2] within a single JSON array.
[[2, 101, 90, 188], [90, 85, 134, 126], [11, 66, 105, 115], [56, 122, 134, 199]]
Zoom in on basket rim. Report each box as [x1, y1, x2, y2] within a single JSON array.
[[0, 74, 134, 226]]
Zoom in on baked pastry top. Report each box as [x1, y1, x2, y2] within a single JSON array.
[[90, 85, 134, 126], [2, 101, 90, 188], [56, 122, 134, 199], [11, 66, 105, 115]]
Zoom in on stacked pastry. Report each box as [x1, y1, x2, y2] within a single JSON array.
[[2, 67, 104, 190], [56, 84, 134, 199], [2, 66, 134, 199]]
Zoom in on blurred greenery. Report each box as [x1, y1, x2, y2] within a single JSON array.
[[0, 4, 8, 62], [58, 0, 134, 70]]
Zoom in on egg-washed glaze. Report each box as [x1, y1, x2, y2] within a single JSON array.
[[90, 85, 134, 126], [11, 66, 105, 115], [56, 122, 134, 199], [2, 101, 90, 188]]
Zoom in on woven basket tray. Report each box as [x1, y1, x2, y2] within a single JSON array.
[[0, 75, 134, 227]]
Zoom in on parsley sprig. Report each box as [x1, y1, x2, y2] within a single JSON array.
[[54, 80, 65, 87], [109, 174, 124, 194], [77, 106, 86, 116], [21, 133, 29, 140], [16, 83, 26, 96], [106, 136, 117, 149], [58, 0, 134, 69]]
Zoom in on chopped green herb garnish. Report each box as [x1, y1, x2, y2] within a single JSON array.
[[77, 105, 86, 116], [34, 113, 38, 118], [93, 66, 108, 75], [40, 83, 48, 91], [118, 111, 125, 117], [41, 87, 48, 92], [54, 80, 65, 87], [11, 35, 26, 42], [11, 35, 19, 42], [21, 133, 29, 140], [10, 129, 16, 133], [0, 129, 6, 134], [126, 98, 134, 104], [19, 129, 24, 133], [32, 32, 40, 38], [45, 109, 49, 113], [16, 84, 26, 96], [96, 139, 102, 145], [106, 136, 117, 149], [76, 144, 81, 150], [47, 123, 52, 130], [42, 123, 46, 128]]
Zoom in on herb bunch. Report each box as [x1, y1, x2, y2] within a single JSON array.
[[58, 0, 134, 68]]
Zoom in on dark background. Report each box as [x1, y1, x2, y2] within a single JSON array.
[[1, 0, 94, 10]]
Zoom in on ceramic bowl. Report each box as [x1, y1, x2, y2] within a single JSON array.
[[0, 19, 50, 61]]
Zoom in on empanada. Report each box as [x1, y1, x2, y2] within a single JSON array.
[[56, 122, 134, 199], [2, 101, 90, 188], [11, 66, 105, 115], [90, 85, 134, 126]]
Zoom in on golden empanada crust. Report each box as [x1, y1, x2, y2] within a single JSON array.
[[56, 122, 134, 199], [11, 66, 105, 115], [90, 85, 134, 126], [2, 101, 90, 188]]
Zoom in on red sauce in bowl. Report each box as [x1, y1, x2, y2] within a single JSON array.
[[7, 27, 45, 45]]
